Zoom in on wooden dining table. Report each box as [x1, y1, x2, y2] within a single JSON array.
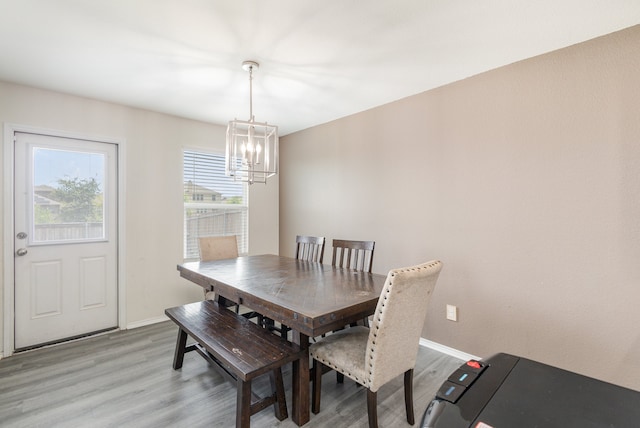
[[177, 254, 387, 426]]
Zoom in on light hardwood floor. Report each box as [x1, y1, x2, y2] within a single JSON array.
[[0, 321, 462, 428]]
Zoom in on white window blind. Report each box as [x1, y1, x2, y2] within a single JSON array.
[[183, 150, 248, 259]]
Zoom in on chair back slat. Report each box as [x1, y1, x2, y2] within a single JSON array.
[[295, 235, 325, 263]]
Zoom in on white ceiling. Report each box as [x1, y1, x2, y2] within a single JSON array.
[[1, 1, 639, 135]]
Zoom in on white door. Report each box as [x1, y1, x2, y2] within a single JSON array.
[[14, 132, 118, 350]]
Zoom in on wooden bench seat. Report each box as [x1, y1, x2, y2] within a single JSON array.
[[165, 300, 304, 428]]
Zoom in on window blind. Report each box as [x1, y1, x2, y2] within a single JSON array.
[[183, 150, 248, 259]]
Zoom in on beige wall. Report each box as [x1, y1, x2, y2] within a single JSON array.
[[280, 25, 640, 389], [0, 82, 279, 355]]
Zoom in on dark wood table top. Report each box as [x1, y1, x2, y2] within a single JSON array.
[[177, 254, 387, 338]]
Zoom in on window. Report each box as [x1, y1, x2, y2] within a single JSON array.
[[32, 147, 107, 243], [183, 150, 248, 259]]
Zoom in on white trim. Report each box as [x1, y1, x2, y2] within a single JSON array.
[[3, 123, 17, 358], [419, 338, 480, 362], [126, 315, 168, 330], [116, 135, 127, 330], [2, 123, 126, 357]]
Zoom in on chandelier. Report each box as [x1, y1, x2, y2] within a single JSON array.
[[225, 60, 278, 184]]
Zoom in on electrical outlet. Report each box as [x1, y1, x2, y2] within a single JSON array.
[[446, 304, 458, 321]]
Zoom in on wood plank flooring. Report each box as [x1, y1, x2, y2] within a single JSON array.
[[0, 321, 462, 428]]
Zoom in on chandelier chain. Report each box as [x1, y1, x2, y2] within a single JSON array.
[[248, 64, 253, 121]]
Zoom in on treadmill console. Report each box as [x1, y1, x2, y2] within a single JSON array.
[[421, 353, 640, 428]]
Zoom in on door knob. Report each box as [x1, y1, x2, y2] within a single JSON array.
[[16, 248, 28, 256]]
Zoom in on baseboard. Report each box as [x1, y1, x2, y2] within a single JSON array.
[[1, 317, 168, 357], [126, 315, 169, 330], [419, 338, 480, 362]]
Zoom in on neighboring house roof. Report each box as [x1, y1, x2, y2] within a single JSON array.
[[33, 193, 61, 207], [184, 181, 223, 200], [34, 184, 56, 195], [34, 185, 61, 207]]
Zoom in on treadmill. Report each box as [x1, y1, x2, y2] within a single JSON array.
[[421, 353, 640, 428]]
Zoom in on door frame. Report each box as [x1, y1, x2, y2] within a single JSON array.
[[3, 123, 127, 357]]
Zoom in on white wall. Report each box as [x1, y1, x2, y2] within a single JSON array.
[[0, 82, 279, 354], [280, 25, 640, 389]]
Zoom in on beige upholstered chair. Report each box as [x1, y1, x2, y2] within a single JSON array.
[[199, 235, 260, 322], [199, 235, 238, 261], [331, 239, 375, 273], [198, 235, 239, 301], [295, 235, 325, 263], [310, 260, 443, 428]]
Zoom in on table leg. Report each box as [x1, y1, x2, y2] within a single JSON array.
[[291, 330, 310, 426]]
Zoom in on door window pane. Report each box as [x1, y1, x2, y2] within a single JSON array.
[[32, 148, 106, 243]]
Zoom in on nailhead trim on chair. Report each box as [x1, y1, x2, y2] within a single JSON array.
[[314, 357, 362, 383], [364, 261, 440, 386], [367, 272, 394, 384]]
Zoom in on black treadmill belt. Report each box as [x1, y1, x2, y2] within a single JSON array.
[[473, 358, 640, 428]]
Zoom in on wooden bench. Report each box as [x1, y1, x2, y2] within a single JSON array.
[[165, 300, 304, 428]]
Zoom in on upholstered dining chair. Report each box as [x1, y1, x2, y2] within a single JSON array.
[[198, 235, 259, 321], [310, 260, 443, 428], [198, 235, 238, 301], [295, 235, 325, 263], [331, 239, 375, 273]]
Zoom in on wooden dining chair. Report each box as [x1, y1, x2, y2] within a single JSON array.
[[329, 239, 376, 382], [265, 235, 326, 339], [295, 235, 325, 263], [310, 260, 443, 428]]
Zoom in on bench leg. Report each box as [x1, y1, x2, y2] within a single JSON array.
[[236, 378, 251, 428], [269, 368, 288, 421], [173, 328, 188, 370]]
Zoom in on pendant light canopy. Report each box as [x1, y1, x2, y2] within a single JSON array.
[[225, 60, 278, 185]]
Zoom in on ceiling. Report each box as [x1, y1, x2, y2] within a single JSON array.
[[1, 1, 639, 136]]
